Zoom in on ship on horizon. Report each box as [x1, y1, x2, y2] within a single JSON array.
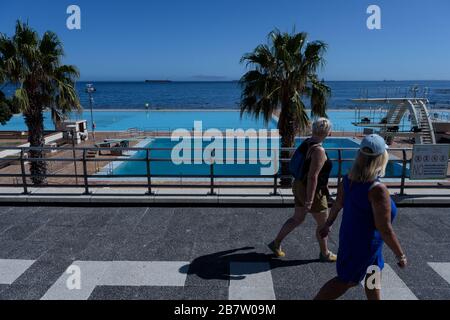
[[144, 79, 172, 83]]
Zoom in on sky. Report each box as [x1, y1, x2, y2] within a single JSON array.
[[1, 0, 450, 81]]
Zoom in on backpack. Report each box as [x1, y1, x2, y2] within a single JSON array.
[[289, 140, 318, 180]]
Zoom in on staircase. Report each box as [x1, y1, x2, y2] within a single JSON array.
[[380, 105, 407, 142], [385, 104, 407, 124], [408, 100, 436, 144]]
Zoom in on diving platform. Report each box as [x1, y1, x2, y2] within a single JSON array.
[[352, 98, 436, 144], [352, 123, 401, 128]]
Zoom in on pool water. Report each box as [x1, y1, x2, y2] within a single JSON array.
[[110, 137, 405, 178], [1, 110, 277, 131], [0, 110, 405, 132]]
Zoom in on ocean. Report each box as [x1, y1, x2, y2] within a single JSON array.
[[2, 81, 450, 110]]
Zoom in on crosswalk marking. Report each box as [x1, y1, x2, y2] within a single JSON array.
[[0, 259, 444, 300], [428, 262, 450, 284], [0, 259, 35, 285], [380, 264, 418, 300], [101, 261, 188, 286], [228, 262, 276, 300], [41, 261, 189, 300]]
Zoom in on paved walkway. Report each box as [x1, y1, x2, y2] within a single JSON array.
[[0, 206, 449, 300], [1, 186, 449, 205]]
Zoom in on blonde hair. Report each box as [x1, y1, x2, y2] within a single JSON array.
[[312, 117, 332, 137], [348, 150, 389, 183]]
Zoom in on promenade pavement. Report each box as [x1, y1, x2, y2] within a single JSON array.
[[0, 206, 449, 300]]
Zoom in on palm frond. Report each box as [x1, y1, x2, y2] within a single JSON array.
[[303, 41, 327, 73], [14, 87, 29, 111], [309, 78, 330, 118], [0, 91, 13, 125], [291, 91, 309, 133]]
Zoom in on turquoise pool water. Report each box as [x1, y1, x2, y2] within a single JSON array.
[[0, 110, 396, 132], [5, 109, 447, 135], [110, 137, 405, 178], [2, 110, 277, 131]]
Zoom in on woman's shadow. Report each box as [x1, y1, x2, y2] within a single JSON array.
[[179, 247, 319, 281]]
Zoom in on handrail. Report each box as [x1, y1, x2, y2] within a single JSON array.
[[0, 145, 414, 152], [0, 145, 448, 197]]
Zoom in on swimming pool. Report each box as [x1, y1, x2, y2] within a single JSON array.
[[4, 108, 446, 134], [0, 109, 399, 132], [106, 137, 405, 178], [2, 110, 277, 132]]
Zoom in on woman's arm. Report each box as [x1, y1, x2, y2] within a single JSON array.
[[305, 147, 326, 210], [319, 182, 344, 238], [369, 184, 407, 268]]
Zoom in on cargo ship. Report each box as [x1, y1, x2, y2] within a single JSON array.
[[144, 80, 172, 83]]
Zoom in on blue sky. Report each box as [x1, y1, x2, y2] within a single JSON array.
[[1, 0, 450, 81]]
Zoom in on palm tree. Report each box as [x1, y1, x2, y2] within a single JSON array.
[[240, 29, 330, 186], [0, 21, 81, 184]]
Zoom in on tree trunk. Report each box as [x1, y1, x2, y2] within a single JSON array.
[[278, 106, 297, 188], [24, 107, 47, 185]]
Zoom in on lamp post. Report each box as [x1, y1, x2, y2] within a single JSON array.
[[85, 83, 96, 141]]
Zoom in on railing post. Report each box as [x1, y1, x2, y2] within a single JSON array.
[[270, 173, 279, 196], [20, 149, 28, 195], [207, 161, 216, 196], [145, 149, 154, 195], [400, 149, 407, 196], [270, 154, 279, 196], [82, 149, 91, 195], [337, 149, 342, 185]]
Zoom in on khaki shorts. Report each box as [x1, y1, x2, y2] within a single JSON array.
[[292, 180, 328, 212]]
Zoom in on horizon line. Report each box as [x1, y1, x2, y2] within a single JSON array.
[[76, 79, 450, 82]]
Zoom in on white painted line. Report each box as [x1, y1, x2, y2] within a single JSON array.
[[101, 261, 188, 286], [381, 264, 418, 300], [229, 262, 275, 300], [428, 262, 450, 284], [0, 259, 35, 284], [41, 261, 188, 300]]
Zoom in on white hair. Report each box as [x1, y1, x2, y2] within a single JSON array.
[[312, 117, 332, 137]]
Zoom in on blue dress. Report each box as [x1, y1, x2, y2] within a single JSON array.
[[336, 175, 397, 283]]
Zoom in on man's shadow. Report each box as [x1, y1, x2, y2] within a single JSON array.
[[179, 247, 319, 281]]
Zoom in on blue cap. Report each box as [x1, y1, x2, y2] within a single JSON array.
[[360, 134, 388, 156]]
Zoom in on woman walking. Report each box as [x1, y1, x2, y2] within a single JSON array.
[[268, 118, 337, 262], [314, 134, 407, 300]]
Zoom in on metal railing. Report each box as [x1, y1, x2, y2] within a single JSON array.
[[0, 145, 448, 197]]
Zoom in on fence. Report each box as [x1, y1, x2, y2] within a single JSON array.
[[0, 145, 448, 197]]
